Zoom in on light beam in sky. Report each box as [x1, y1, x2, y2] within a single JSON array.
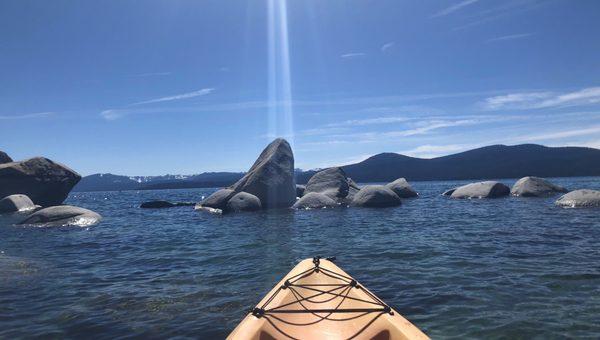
[[267, 0, 294, 147]]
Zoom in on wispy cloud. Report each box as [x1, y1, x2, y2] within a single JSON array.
[[516, 125, 600, 142], [486, 33, 533, 43], [483, 87, 600, 110], [328, 116, 410, 127], [431, 0, 479, 18], [453, 0, 546, 31], [130, 88, 214, 106], [131, 72, 172, 77], [0, 112, 54, 120], [381, 42, 395, 52], [401, 143, 480, 158], [340, 53, 366, 59]]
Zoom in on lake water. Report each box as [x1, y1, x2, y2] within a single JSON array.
[[1, 177, 599, 339]]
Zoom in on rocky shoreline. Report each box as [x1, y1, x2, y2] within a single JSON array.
[[1, 138, 599, 226]]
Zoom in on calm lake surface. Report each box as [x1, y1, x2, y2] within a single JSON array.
[[1, 177, 599, 339]]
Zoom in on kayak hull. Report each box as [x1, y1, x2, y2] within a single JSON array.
[[228, 258, 428, 340]]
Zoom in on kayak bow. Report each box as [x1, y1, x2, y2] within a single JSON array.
[[228, 257, 428, 340]]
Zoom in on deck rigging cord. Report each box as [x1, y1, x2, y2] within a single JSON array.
[[247, 256, 394, 340]]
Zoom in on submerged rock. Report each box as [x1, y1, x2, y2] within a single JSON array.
[[0, 157, 81, 207], [555, 189, 600, 208], [19, 205, 101, 227], [352, 185, 402, 208], [226, 192, 262, 212], [304, 167, 349, 199], [0, 151, 12, 164], [386, 178, 418, 198], [296, 185, 306, 198], [511, 176, 567, 197], [196, 189, 236, 210], [140, 200, 195, 209], [450, 181, 510, 199], [230, 138, 296, 209], [0, 194, 37, 213], [292, 192, 338, 209]]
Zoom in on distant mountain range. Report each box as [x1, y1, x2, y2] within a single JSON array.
[[73, 144, 600, 192]]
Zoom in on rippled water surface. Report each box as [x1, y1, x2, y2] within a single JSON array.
[[1, 177, 600, 339]]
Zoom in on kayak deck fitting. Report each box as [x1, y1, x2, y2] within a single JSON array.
[[228, 257, 429, 340]]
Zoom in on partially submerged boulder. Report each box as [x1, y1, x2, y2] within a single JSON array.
[[555, 189, 600, 208], [196, 189, 236, 210], [385, 178, 418, 198], [230, 138, 296, 209], [0, 151, 12, 164], [304, 167, 349, 199], [19, 205, 101, 227], [226, 192, 262, 212], [140, 200, 195, 209], [296, 185, 306, 198], [511, 176, 567, 197], [351, 185, 402, 208], [0, 194, 37, 213], [450, 181, 510, 199], [0, 157, 81, 207], [292, 192, 338, 209]]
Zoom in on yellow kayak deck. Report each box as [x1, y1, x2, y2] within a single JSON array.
[[228, 257, 429, 340]]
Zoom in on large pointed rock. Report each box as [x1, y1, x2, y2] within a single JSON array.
[[511, 176, 567, 197], [19, 205, 101, 227], [0, 157, 81, 207], [304, 167, 349, 199], [450, 181, 510, 199], [230, 139, 296, 209], [0, 151, 12, 164]]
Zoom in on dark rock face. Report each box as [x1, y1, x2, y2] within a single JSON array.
[[19, 205, 101, 226], [442, 188, 457, 196], [0, 151, 12, 164], [139, 200, 194, 208], [555, 189, 600, 208], [511, 176, 567, 197], [296, 185, 306, 198], [292, 192, 338, 209], [351, 185, 402, 208], [230, 138, 296, 209], [196, 189, 236, 210], [226, 192, 262, 212], [0, 194, 36, 213], [305, 167, 349, 199], [141, 200, 175, 208], [385, 178, 418, 198], [0, 157, 81, 207], [451, 181, 510, 199]]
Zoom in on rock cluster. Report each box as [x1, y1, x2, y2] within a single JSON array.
[[0, 150, 101, 226], [196, 139, 296, 213]]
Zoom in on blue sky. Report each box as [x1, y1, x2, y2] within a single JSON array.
[[1, 0, 599, 176]]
